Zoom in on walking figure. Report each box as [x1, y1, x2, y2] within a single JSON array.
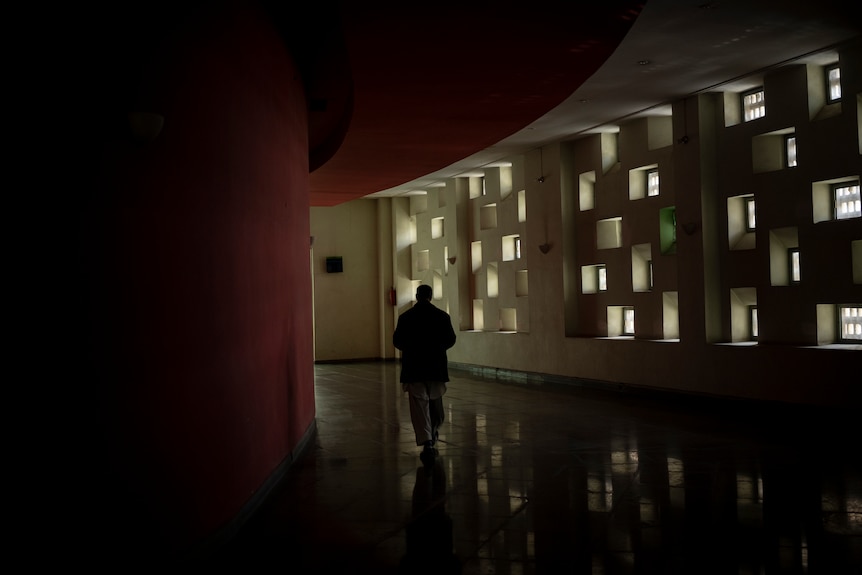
[[393, 284, 457, 463]]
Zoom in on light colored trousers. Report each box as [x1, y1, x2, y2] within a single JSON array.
[[404, 382, 447, 446]]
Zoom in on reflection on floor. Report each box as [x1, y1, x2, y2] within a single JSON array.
[[221, 361, 862, 574]]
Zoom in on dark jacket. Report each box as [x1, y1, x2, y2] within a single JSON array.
[[393, 301, 456, 383]]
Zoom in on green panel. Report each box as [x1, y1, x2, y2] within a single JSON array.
[[659, 207, 677, 255]]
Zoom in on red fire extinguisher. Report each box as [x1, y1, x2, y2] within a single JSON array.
[[389, 287, 397, 306]]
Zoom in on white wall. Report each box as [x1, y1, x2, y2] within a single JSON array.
[[311, 201, 392, 361]]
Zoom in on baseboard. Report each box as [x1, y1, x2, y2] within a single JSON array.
[[446, 361, 852, 420], [314, 356, 398, 364], [185, 417, 318, 560]]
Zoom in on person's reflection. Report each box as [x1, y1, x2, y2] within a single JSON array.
[[399, 458, 461, 574]]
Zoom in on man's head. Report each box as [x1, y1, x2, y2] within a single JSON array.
[[416, 284, 432, 302]]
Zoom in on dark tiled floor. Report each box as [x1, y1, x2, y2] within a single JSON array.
[[221, 361, 862, 574]]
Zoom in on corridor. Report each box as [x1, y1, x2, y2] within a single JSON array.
[[221, 361, 861, 574]]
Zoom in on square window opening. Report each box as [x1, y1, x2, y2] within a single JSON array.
[[789, 247, 801, 284], [838, 305, 862, 342], [622, 307, 635, 336], [597, 217, 623, 250], [834, 181, 861, 220], [749, 305, 758, 340], [745, 197, 757, 232], [731, 287, 757, 342], [480, 204, 498, 229], [827, 64, 841, 103], [417, 250, 430, 272], [431, 217, 444, 239], [647, 169, 660, 197], [743, 89, 765, 122], [785, 135, 797, 168], [632, 243, 652, 292], [581, 264, 607, 294], [502, 234, 520, 262], [628, 165, 658, 200], [518, 189, 527, 222]]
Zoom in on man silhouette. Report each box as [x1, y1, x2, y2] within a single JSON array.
[[393, 284, 457, 463]]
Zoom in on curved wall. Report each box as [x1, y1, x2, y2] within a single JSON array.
[[79, 1, 314, 557]]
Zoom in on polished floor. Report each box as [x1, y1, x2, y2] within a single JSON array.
[[221, 361, 861, 574]]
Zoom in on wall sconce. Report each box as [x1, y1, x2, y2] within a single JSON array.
[[536, 146, 545, 183], [447, 256, 457, 265], [128, 112, 164, 143], [538, 243, 551, 254]]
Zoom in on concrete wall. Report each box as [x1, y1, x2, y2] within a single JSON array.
[[310, 41, 861, 408]]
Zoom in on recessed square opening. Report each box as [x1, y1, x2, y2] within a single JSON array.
[[518, 190, 527, 222], [579, 171, 596, 211], [472, 299, 484, 331], [431, 217, 444, 239], [409, 216, 417, 245], [516, 270, 529, 297], [632, 244, 652, 292], [410, 193, 428, 215], [628, 164, 658, 200], [812, 177, 860, 223], [752, 128, 795, 173], [730, 287, 757, 342], [807, 62, 843, 121], [816, 304, 837, 345], [728, 195, 756, 250], [436, 186, 447, 208], [500, 308, 517, 332], [768, 227, 799, 286], [417, 249, 430, 272], [502, 235, 521, 261], [433, 271, 443, 300], [662, 292, 679, 340], [607, 306, 634, 337], [480, 204, 498, 230], [471, 241, 482, 273], [815, 303, 862, 344], [499, 166, 513, 200], [468, 176, 483, 200], [581, 264, 607, 294], [597, 217, 622, 250], [487, 262, 498, 298]]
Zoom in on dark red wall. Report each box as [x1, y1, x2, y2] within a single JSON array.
[[78, 1, 314, 556]]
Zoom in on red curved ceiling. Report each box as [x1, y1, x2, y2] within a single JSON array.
[[306, 1, 645, 206]]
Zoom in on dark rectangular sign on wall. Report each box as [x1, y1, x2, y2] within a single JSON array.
[[325, 256, 343, 273]]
